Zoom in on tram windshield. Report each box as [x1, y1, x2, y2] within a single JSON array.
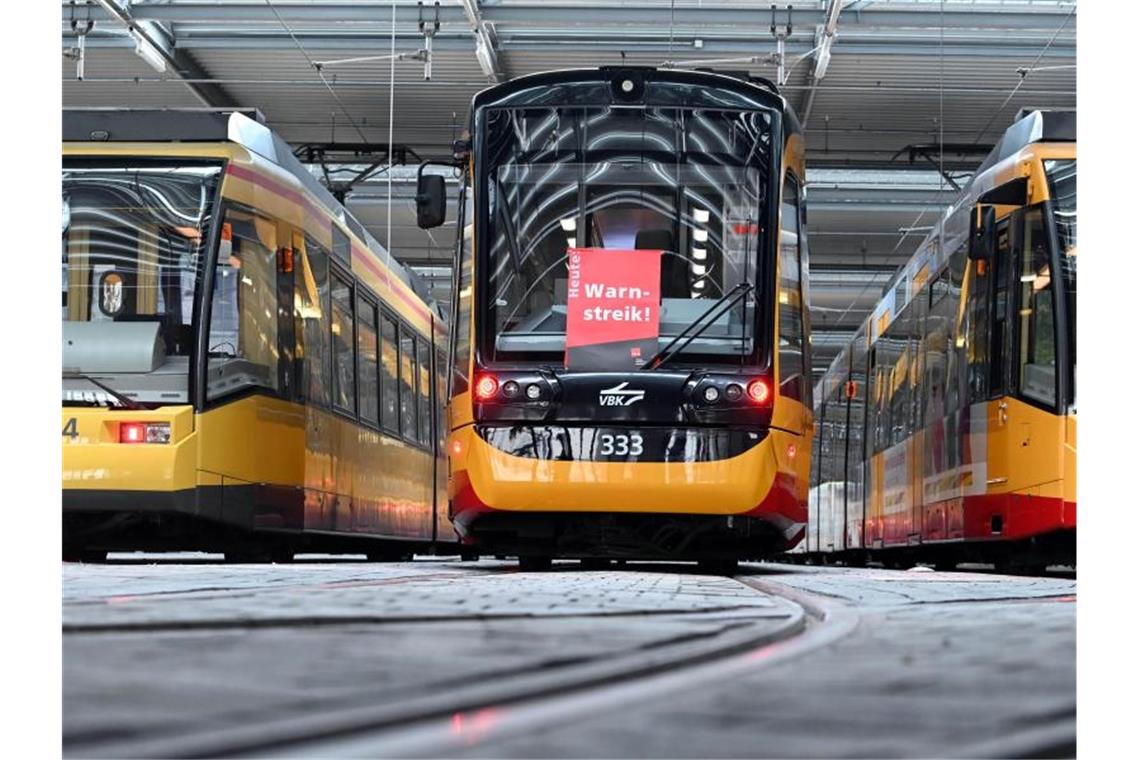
[[1044, 158, 1076, 404], [482, 105, 772, 366], [62, 162, 221, 358]]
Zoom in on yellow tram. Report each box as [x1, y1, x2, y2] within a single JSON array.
[[806, 110, 1075, 570], [418, 67, 814, 571], [62, 110, 452, 562]]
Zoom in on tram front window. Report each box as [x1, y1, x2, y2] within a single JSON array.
[[1045, 158, 1076, 405], [62, 163, 221, 357], [483, 106, 771, 367]]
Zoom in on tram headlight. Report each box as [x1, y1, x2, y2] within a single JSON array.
[[703, 386, 721, 404], [501, 380, 521, 398], [725, 383, 744, 402], [525, 383, 543, 400]]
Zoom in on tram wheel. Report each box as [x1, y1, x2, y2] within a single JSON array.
[[63, 548, 107, 564], [698, 558, 739, 575], [518, 555, 552, 572]]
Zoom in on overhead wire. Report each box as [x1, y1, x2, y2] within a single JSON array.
[[828, 0, 1074, 335], [971, 3, 1076, 145], [262, 0, 370, 144]]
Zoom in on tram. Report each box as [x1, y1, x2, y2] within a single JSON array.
[[418, 67, 814, 570], [62, 109, 453, 562], [803, 109, 1076, 571]]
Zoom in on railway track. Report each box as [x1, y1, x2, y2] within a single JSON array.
[[64, 565, 808, 758], [64, 561, 1075, 759]]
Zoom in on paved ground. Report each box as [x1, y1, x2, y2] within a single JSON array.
[[446, 565, 1077, 758], [62, 557, 1076, 758], [63, 557, 800, 758]]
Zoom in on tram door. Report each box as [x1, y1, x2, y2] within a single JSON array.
[[984, 215, 1014, 493]]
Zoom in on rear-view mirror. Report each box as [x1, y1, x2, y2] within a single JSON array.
[[968, 205, 996, 261], [416, 172, 446, 229]]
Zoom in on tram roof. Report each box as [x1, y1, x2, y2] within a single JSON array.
[[62, 108, 437, 311], [468, 66, 797, 132]]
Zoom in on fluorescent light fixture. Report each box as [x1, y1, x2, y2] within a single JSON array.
[[692, 247, 707, 260], [693, 228, 709, 243], [694, 208, 710, 223], [692, 279, 706, 290], [779, 291, 789, 304], [474, 36, 496, 79], [691, 263, 707, 276], [130, 29, 167, 73], [560, 217, 576, 232], [1020, 273, 1036, 282], [566, 237, 577, 248]]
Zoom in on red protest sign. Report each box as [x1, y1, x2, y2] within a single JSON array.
[[565, 247, 662, 370]]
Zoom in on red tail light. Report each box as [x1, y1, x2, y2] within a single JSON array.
[[118, 422, 172, 444], [474, 374, 499, 401], [746, 378, 771, 404], [119, 423, 146, 443]]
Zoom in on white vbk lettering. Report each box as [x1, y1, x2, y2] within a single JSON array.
[[597, 381, 646, 407]]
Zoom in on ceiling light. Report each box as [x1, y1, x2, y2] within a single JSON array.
[[474, 37, 496, 79], [694, 208, 710, 223], [566, 237, 577, 248], [560, 217, 576, 232], [693, 229, 709, 243], [693, 280, 706, 290], [691, 263, 707, 276], [130, 29, 167, 73], [692, 247, 707, 260]]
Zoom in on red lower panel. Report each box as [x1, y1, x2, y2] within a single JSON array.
[[962, 493, 1075, 541]]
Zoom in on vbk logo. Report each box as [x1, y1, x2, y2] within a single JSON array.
[[598, 381, 645, 407]]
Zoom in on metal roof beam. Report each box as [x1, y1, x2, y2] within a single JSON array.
[[460, 0, 505, 83], [82, 1, 237, 107], [801, 0, 843, 128], [86, 3, 1076, 32]]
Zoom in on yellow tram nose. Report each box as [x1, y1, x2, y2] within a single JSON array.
[[62, 407, 198, 492]]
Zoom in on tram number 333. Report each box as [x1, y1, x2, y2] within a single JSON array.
[[598, 433, 644, 457]]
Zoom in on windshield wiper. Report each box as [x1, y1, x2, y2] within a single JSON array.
[[642, 282, 754, 371], [63, 373, 143, 410]]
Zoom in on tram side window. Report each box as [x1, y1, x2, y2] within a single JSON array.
[[357, 298, 380, 426], [330, 274, 356, 414], [1017, 207, 1057, 406], [966, 247, 990, 403], [435, 349, 447, 448], [299, 235, 331, 406], [887, 329, 912, 446], [946, 241, 968, 413], [379, 313, 400, 433], [846, 337, 868, 507], [206, 208, 281, 399], [417, 338, 432, 445], [778, 174, 807, 402], [450, 184, 473, 397], [870, 337, 899, 454], [399, 325, 419, 441], [924, 271, 953, 426], [989, 221, 1012, 396]]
